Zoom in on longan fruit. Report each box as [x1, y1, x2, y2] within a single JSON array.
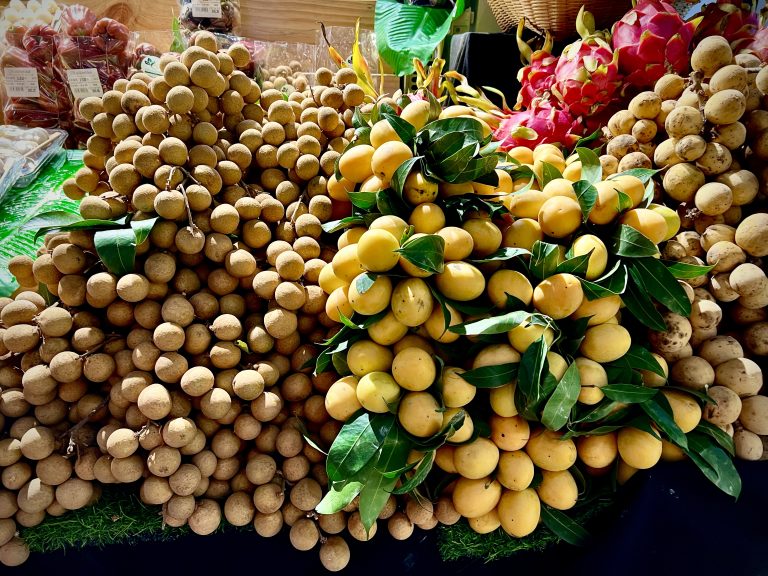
[[290, 517, 320, 551], [276, 251, 305, 281]]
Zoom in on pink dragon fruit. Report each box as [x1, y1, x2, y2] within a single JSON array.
[[494, 99, 581, 151], [552, 8, 622, 118], [746, 25, 768, 60], [515, 20, 558, 109], [612, 0, 697, 91], [691, 0, 758, 51]]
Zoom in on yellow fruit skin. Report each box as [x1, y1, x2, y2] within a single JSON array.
[[435, 445, 457, 473], [338, 144, 374, 183], [435, 262, 485, 301], [327, 174, 355, 201], [508, 320, 555, 353], [391, 278, 433, 327], [356, 371, 401, 413], [370, 120, 401, 149], [367, 310, 408, 346], [611, 174, 645, 207], [589, 181, 621, 225], [617, 427, 662, 469], [571, 294, 622, 326], [462, 218, 502, 257], [325, 286, 353, 323], [348, 273, 393, 316], [507, 191, 546, 219], [490, 415, 530, 451], [538, 196, 582, 238], [575, 357, 608, 405], [661, 389, 702, 433], [437, 226, 474, 261], [525, 428, 577, 471], [325, 376, 362, 421], [369, 215, 408, 240], [319, 264, 347, 295], [444, 407, 473, 443], [532, 273, 584, 319], [332, 244, 365, 283], [346, 339, 393, 377], [507, 147, 534, 164], [400, 100, 430, 130], [409, 203, 445, 234], [338, 227, 366, 249], [536, 470, 578, 510], [580, 324, 632, 363], [403, 171, 438, 205], [577, 433, 618, 469], [371, 141, 413, 186], [649, 203, 682, 240], [570, 234, 608, 280], [391, 347, 436, 391], [439, 367, 476, 408], [620, 208, 668, 245], [541, 178, 578, 201], [468, 509, 501, 534], [425, 303, 461, 343], [398, 392, 442, 437], [548, 352, 568, 380], [497, 451, 535, 491], [660, 439, 686, 462], [490, 383, 518, 417], [356, 229, 400, 273], [502, 218, 543, 251], [487, 270, 533, 309], [452, 477, 502, 519], [453, 437, 500, 479], [497, 488, 541, 537]]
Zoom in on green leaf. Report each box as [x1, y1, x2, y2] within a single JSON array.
[[580, 262, 629, 301], [539, 162, 563, 187], [540, 506, 590, 546], [622, 273, 668, 332], [22, 210, 81, 233], [391, 156, 422, 199], [396, 234, 445, 274], [517, 336, 549, 414], [427, 131, 470, 161], [381, 113, 418, 146], [326, 413, 396, 482], [602, 384, 658, 403], [617, 190, 634, 213], [322, 216, 365, 234], [530, 241, 563, 280], [572, 180, 598, 219], [664, 261, 715, 279], [315, 480, 363, 514], [131, 217, 158, 246], [610, 167, 661, 184], [468, 247, 530, 264], [355, 273, 377, 295], [332, 352, 351, 376], [37, 283, 55, 306], [556, 251, 593, 276], [572, 400, 628, 424], [629, 258, 692, 317], [34, 218, 125, 240], [641, 179, 655, 207], [684, 432, 741, 498], [695, 422, 735, 457], [352, 127, 372, 147], [352, 106, 369, 129], [572, 130, 601, 149], [420, 116, 484, 148], [376, 188, 409, 217], [640, 395, 688, 449], [374, 0, 464, 76], [432, 144, 478, 183], [170, 17, 185, 53], [459, 363, 519, 388], [449, 310, 538, 336], [573, 147, 602, 184], [450, 155, 498, 184], [392, 450, 436, 494], [666, 385, 715, 405], [563, 425, 624, 439], [611, 225, 659, 258], [358, 424, 412, 532], [541, 362, 581, 431], [93, 228, 138, 276], [414, 408, 467, 450], [606, 344, 665, 377], [348, 191, 379, 211]]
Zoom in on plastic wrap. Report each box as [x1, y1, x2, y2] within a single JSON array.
[[0, 125, 66, 196], [178, 0, 241, 34], [59, 3, 97, 37], [0, 156, 23, 205], [263, 42, 317, 88]]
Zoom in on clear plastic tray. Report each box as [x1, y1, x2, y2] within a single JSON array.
[[0, 126, 67, 189], [0, 156, 24, 205]]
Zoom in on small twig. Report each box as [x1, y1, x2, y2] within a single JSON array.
[[59, 397, 110, 441]]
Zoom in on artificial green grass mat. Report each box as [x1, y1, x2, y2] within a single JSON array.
[[437, 499, 613, 563]]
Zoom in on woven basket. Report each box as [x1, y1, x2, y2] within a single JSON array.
[[487, 0, 633, 41]]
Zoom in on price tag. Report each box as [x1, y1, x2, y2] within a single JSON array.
[[191, 0, 222, 18], [140, 55, 163, 78], [66, 68, 104, 99], [4, 67, 40, 98]]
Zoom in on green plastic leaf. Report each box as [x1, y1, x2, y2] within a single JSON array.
[[375, 0, 465, 76], [640, 395, 688, 449], [541, 362, 581, 431], [684, 432, 741, 498], [572, 180, 598, 219], [459, 363, 519, 388], [611, 225, 659, 258], [326, 412, 396, 482], [392, 450, 436, 495], [22, 210, 81, 233], [469, 247, 530, 264], [358, 424, 412, 532], [695, 422, 735, 456], [396, 234, 445, 274], [540, 506, 590, 546], [622, 273, 668, 332], [573, 147, 602, 184], [530, 241, 563, 280], [606, 344, 665, 377], [602, 384, 658, 403], [449, 310, 537, 336], [315, 480, 363, 514], [355, 273, 378, 295], [629, 258, 692, 317], [34, 217, 127, 240], [664, 261, 715, 279]]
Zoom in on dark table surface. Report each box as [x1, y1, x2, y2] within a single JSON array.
[[12, 460, 766, 576]]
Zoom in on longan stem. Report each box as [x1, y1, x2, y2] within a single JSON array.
[[178, 183, 195, 226], [59, 397, 110, 446]]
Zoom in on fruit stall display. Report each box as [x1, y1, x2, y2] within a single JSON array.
[[0, 0, 767, 571]]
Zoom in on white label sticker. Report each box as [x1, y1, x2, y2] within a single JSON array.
[[191, 0, 222, 18], [66, 68, 104, 99], [4, 67, 40, 98], [140, 55, 163, 77]]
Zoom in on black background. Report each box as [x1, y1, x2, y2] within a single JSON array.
[[11, 460, 766, 576]]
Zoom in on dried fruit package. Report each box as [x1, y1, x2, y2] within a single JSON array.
[[178, 0, 241, 34]]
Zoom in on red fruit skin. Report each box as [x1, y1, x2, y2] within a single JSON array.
[[61, 4, 99, 37], [516, 51, 558, 110], [692, 0, 759, 51], [22, 25, 58, 63], [92, 18, 131, 55], [330, 200, 353, 221], [494, 100, 582, 151]]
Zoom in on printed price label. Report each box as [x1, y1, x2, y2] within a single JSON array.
[[191, 0, 222, 18], [140, 55, 163, 77], [4, 67, 40, 98], [66, 68, 104, 99]]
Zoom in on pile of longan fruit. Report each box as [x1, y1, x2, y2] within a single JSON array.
[[0, 30, 387, 571]]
